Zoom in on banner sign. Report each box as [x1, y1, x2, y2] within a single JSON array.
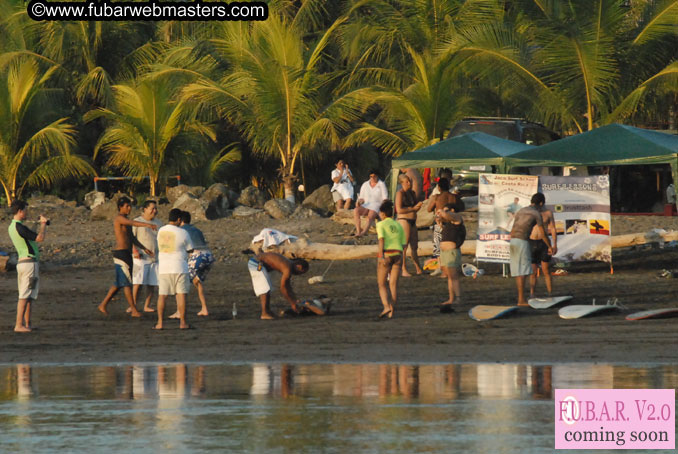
[[477, 174, 539, 263], [540, 175, 611, 263]]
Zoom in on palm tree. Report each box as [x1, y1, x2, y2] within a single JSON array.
[[0, 57, 95, 204], [178, 12, 369, 202], [85, 76, 216, 197], [346, 48, 470, 155], [441, 0, 678, 132]]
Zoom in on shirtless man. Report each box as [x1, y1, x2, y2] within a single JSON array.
[[529, 200, 558, 297], [427, 178, 462, 276], [98, 197, 159, 317], [510, 193, 551, 306], [247, 252, 309, 319]]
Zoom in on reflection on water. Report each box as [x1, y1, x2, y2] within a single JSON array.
[[1, 363, 677, 453]]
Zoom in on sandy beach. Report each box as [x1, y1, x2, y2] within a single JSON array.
[[2, 201, 678, 365]]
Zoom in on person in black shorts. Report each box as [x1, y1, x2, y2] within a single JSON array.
[[529, 194, 558, 298]]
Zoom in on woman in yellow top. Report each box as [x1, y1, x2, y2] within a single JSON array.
[[376, 200, 406, 319]]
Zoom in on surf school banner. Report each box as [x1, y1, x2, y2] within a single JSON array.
[[477, 174, 539, 263], [540, 175, 611, 263]]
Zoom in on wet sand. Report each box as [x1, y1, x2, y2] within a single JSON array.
[[2, 210, 678, 364]]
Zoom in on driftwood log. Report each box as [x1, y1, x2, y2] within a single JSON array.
[[261, 229, 678, 261]]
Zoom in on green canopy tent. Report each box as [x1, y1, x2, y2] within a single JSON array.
[[390, 132, 535, 194], [507, 124, 678, 204]]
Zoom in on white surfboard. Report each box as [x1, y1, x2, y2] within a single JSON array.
[[528, 295, 573, 309], [558, 304, 618, 319], [626, 308, 678, 321], [469, 305, 519, 321]]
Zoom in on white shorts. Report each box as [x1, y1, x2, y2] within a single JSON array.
[[17, 262, 39, 300], [248, 258, 272, 296], [132, 260, 158, 286], [332, 183, 354, 201], [158, 273, 191, 296]]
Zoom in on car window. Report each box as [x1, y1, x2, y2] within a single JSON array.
[[523, 127, 555, 145]]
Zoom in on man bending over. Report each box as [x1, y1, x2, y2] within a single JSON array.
[[247, 252, 309, 319]]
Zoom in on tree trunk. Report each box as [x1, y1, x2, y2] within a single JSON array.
[[259, 230, 678, 261], [283, 174, 296, 204]]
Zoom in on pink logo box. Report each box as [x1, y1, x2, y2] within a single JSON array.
[[555, 389, 675, 450]]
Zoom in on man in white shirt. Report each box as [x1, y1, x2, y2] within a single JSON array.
[[353, 169, 389, 237], [154, 208, 194, 330], [131, 200, 163, 313]]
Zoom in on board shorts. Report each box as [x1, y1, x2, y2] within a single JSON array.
[[248, 258, 272, 296], [188, 250, 215, 283], [158, 273, 191, 296], [440, 248, 461, 268], [132, 260, 158, 286], [17, 261, 39, 300], [510, 238, 532, 277], [432, 223, 442, 257], [113, 250, 133, 288], [530, 239, 552, 264]]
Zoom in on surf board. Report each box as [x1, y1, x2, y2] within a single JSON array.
[[625, 308, 678, 321], [528, 295, 573, 310], [558, 304, 618, 319], [469, 305, 519, 321]]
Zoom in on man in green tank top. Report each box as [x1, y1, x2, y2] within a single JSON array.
[[7, 200, 49, 332]]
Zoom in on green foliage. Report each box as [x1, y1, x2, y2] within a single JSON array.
[[1, 0, 678, 201]]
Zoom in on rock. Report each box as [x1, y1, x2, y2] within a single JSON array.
[[90, 193, 136, 221], [166, 184, 205, 204], [200, 183, 231, 219], [232, 206, 265, 219], [172, 193, 209, 221], [302, 184, 335, 216], [292, 206, 321, 219], [27, 194, 68, 206], [227, 189, 240, 207], [84, 191, 106, 209], [264, 199, 295, 219], [237, 186, 265, 208]]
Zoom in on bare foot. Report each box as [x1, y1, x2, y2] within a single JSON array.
[[517, 301, 529, 307], [144, 307, 155, 313], [401, 270, 412, 277], [260, 312, 275, 320], [197, 310, 208, 316], [130, 310, 142, 318], [14, 326, 32, 333], [168, 312, 180, 319], [125, 307, 132, 313], [97, 304, 109, 315], [415, 269, 425, 275], [180, 323, 191, 329], [379, 306, 393, 319], [153, 324, 163, 330]]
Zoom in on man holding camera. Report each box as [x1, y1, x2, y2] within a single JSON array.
[[8, 200, 49, 333]]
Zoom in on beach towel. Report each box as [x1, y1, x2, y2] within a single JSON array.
[[252, 229, 298, 249]]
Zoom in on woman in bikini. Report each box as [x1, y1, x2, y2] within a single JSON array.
[[395, 173, 424, 276]]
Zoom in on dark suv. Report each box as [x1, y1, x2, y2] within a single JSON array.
[[446, 117, 560, 145], [445, 117, 561, 192]]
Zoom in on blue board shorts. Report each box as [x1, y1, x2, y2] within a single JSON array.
[[510, 238, 532, 277]]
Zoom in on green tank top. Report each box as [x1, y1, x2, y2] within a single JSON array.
[[8, 219, 39, 260]]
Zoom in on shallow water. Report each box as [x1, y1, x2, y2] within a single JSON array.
[[1, 363, 677, 453]]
